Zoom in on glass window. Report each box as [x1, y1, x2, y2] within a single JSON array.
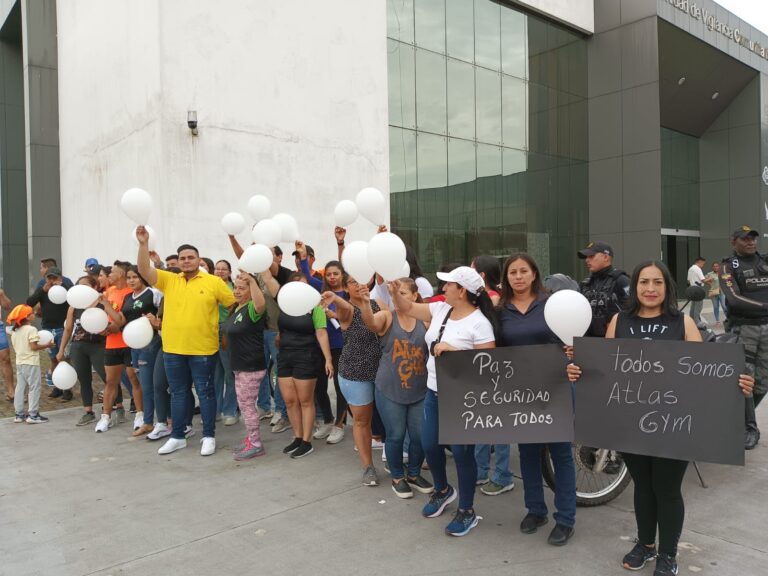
[[415, 0, 446, 54], [447, 60, 475, 140], [501, 8, 527, 79], [476, 68, 501, 144], [417, 131, 447, 189], [446, 0, 473, 63], [474, 0, 501, 70], [448, 138, 477, 233], [388, 40, 416, 129], [502, 74, 526, 149], [387, 0, 415, 44], [389, 127, 418, 194], [503, 147, 527, 176], [416, 49, 447, 134], [476, 144, 502, 230]]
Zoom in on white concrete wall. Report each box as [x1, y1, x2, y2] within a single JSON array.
[[57, 0, 390, 276], [512, 0, 594, 34]]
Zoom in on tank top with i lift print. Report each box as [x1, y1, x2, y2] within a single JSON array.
[[614, 311, 685, 342]]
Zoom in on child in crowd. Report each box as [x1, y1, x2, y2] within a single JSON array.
[[6, 305, 53, 423]]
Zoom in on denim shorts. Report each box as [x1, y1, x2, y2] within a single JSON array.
[[47, 327, 64, 358], [338, 376, 374, 407], [0, 322, 8, 351]]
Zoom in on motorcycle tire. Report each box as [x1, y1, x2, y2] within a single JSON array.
[[542, 445, 632, 507]]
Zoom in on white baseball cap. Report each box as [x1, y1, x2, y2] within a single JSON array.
[[436, 266, 485, 295]]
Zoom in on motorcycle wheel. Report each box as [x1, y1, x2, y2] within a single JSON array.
[[542, 445, 632, 507]]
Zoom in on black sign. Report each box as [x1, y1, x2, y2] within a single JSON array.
[[436, 345, 574, 445], [574, 338, 745, 466]]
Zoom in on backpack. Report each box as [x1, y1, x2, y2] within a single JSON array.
[[579, 268, 629, 337]]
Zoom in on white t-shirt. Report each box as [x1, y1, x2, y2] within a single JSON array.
[[687, 264, 705, 286], [371, 276, 435, 310], [424, 301, 495, 392]]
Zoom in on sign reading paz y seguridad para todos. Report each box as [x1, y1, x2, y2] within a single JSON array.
[[436, 345, 574, 445], [574, 337, 745, 466]]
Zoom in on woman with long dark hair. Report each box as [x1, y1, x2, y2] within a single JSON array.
[[391, 266, 497, 537], [213, 259, 238, 425], [568, 261, 754, 574], [498, 253, 576, 546]]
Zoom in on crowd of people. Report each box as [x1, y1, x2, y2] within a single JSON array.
[[1, 222, 762, 576]]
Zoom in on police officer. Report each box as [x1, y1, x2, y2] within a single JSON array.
[[578, 241, 631, 337], [720, 225, 768, 450]]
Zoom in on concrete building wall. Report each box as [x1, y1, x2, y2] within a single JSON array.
[[56, 0, 390, 275]]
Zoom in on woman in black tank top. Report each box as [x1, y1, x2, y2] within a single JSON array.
[[568, 261, 753, 576]]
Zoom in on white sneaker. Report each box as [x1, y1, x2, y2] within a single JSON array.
[[313, 423, 333, 439], [223, 415, 239, 426], [270, 412, 282, 426], [95, 414, 112, 433], [200, 437, 216, 456], [371, 439, 385, 450], [158, 437, 187, 455], [326, 426, 345, 444], [133, 412, 144, 430], [258, 408, 274, 421], [147, 422, 171, 441]]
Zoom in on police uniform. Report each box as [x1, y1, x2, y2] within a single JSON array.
[[720, 225, 768, 449], [577, 241, 631, 337]]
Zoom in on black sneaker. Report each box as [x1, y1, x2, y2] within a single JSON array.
[[407, 474, 434, 494], [290, 441, 314, 459], [745, 428, 760, 450], [61, 390, 73, 402], [26, 412, 49, 424], [547, 523, 574, 546], [392, 478, 414, 499], [653, 553, 678, 576], [520, 513, 548, 534], [129, 398, 137, 414], [622, 541, 657, 570], [48, 388, 63, 399], [283, 437, 303, 455]]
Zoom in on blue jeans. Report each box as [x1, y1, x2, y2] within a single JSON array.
[[475, 444, 513, 486], [214, 342, 238, 417], [259, 330, 285, 416], [164, 352, 218, 440], [153, 349, 170, 423], [132, 334, 162, 425], [422, 389, 477, 510], [374, 389, 425, 479], [711, 293, 726, 322], [519, 442, 576, 528]]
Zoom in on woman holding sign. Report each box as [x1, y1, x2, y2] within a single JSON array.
[[498, 254, 577, 546], [567, 261, 754, 575], [391, 266, 497, 537]]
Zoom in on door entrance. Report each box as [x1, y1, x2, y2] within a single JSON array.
[[661, 231, 700, 291]]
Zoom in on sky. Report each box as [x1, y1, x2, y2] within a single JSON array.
[[713, 0, 768, 35]]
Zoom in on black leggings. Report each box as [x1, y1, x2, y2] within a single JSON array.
[[623, 453, 688, 556], [69, 341, 106, 408]]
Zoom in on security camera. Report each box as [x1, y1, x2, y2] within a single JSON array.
[[187, 110, 198, 135]]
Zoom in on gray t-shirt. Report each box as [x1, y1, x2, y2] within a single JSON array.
[[375, 314, 428, 404]]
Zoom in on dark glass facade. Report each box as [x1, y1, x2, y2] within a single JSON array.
[[387, 0, 588, 278]]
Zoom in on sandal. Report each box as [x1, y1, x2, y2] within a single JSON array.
[[5, 394, 13, 402]]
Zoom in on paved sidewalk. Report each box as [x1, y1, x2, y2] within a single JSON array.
[[1, 403, 766, 576]]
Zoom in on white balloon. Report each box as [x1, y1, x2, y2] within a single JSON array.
[[334, 200, 359, 227], [251, 219, 282, 247], [272, 213, 300, 242], [277, 281, 321, 317], [247, 195, 271, 221], [355, 187, 386, 225], [81, 308, 109, 334], [48, 285, 68, 305], [221, 212, 246, 235], [399, 261, 410, 279], [123, 317, 154, 349], [52, 361, 78, 390], [66, 285, 99, 309], [342, 241, 375, 284], [543, 289, 593, 346], [120, 187, 153, 225], [37, 330, 54, 346], [367, 232, 407, 281], [239, 244, 273, 274], [132, 225, 157, 250]]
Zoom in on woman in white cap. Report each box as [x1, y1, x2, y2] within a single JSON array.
[[391, 266, 497, 537]]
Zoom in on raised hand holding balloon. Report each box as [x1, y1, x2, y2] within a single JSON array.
[[121, 188, 153, 225]]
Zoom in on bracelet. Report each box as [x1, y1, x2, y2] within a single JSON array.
[[337, 241, 344, 246]]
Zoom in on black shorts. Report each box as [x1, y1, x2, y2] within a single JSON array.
[[277, 348, 322, 380], [104, 347, 132, 367]]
